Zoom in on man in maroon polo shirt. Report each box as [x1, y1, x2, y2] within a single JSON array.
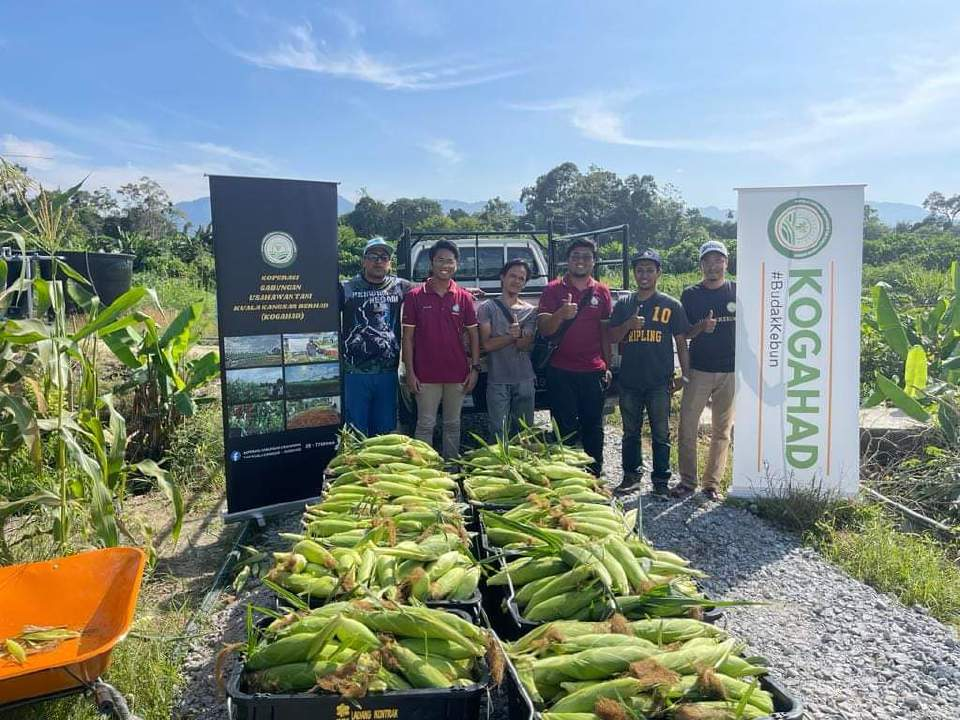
[[537, 238, 613, 475], [401, 239, 481, 459]]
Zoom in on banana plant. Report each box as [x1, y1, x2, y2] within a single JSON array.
[[101, 300, 219, 459], [870, 260, 960, 445]]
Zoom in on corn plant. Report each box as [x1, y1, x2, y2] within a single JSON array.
[[868, 260, 960, 445], [0, 184, 184, 558]]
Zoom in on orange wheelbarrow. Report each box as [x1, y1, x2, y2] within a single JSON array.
[[0, 547, 147, 719]]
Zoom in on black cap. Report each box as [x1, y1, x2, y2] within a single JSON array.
[[631, 248, 662, 269], [565, 238, 597, 259]]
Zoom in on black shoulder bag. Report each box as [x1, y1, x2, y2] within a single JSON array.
[[531, 288, 595, 372]]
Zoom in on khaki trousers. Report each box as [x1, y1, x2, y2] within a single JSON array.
[[415, 383, 465, 459], [678, 369, 735, 490]]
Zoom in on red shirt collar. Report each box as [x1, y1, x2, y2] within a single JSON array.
[[425, 277, 459, 296], [561, 274, 597, 291]]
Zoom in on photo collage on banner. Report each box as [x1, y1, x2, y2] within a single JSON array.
[[222, 333, 342, 438]]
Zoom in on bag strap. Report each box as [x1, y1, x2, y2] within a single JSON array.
[[546, 287, 595, 343], [491, 299, 516, 326]]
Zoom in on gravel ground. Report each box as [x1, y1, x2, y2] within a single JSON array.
[[174, 424, 960, 720], [604, 426, 960, 720]]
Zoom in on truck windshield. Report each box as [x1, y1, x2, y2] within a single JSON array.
[[412, 245, 503, 282]]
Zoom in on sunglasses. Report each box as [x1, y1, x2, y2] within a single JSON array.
[[365, 253, 391, 262]]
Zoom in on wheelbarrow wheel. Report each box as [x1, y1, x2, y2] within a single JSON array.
[[92, 680, 143, 720]]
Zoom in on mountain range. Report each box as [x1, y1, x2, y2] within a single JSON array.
[[174, 197, 928, 229]]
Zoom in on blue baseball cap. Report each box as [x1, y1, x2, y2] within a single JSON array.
[[631, 248, 662, 269], [363, 237, 393, 256], [699, 240, 728, 259]]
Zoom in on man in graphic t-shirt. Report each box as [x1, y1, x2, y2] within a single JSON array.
[[608, 249, 690, 496], [340, 237, 414, 437], [675, 240, 737, 501]]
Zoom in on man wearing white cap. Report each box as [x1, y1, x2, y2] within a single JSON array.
[[675, 240, 737, 501], [340, 237, 413, 436]]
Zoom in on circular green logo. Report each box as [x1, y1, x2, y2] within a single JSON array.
[[261, 231, 297, 268], [767, 198, 832, 259]]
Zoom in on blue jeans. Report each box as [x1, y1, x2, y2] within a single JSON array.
[[620, 385, 672, 486], [344, 372, 398, 437], [487, 381, 535, 440]]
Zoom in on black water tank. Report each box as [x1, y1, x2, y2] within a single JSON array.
[[57, 251, 134, 308]]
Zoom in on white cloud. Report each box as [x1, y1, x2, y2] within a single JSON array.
[[228, 21, 519, 90], [1, 135, 85, 170], [420, 138, 462, 164], [510, 49, 960, 169], [185, 141, 273, 170]]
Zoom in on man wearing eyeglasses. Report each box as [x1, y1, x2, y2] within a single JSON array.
[[537, 238, 613, 476], [340, 237, 414, 437]]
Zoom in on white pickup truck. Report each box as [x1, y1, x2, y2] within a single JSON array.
[[396, 225, 632, 423]]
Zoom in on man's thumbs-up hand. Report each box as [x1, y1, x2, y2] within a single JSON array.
[[702, 309, 717, 334], [558, 292, 578, 320]]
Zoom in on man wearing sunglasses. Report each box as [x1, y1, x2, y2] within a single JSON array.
[[340, 237, 414, 436]]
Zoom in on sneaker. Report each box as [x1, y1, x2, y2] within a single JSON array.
[[702, 487, 725, 502], [670, 484, 696, 499], [650, 484, 671, 498], [615, 473, 642, 495]]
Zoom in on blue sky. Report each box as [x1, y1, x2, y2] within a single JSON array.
[[2, 1, 959, 208]]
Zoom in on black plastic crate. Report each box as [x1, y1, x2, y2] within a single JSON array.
[[228, 610, 490, 720], [506, 665, 803, 720], [483, 551, 724, 641]]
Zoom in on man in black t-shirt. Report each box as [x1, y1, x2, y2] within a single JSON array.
[[608, 250, 690, 496], [675, 240, 737, 501]]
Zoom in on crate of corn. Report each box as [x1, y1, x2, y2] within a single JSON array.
[[260, 433, 484, 618], [503, 616, 803, 720], [460, 435, 608, 511], [226, 601, 504, 720], [481, 515, 741, 639]]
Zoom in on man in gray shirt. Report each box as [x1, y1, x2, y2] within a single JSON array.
[[478, 259, 537, 440]]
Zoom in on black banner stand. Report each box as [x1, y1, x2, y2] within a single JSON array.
[[209, 175, 342, 522]]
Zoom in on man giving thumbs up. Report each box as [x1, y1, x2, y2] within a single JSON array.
[[676, 240, 737, 501], [537, 238, 613, 476]]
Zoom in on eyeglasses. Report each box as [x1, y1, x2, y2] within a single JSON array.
[[568, 252, 594, 261], [365, 253, 390, 262]]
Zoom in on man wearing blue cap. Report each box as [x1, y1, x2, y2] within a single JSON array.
[[339, 237, 414, 436], [675, 240, 737, 501], [608, 249, 690, 496]]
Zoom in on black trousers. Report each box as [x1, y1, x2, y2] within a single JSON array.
[[546, 365, 605, 475]]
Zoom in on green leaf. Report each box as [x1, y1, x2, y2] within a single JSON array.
[[101, 327, 142, 369], [102, 394, 128, 472], [160, 302, 202, 354], [944, 354, 960, 372], [0, 394, 41, 468], [172, 390, 197, 417], [875, 372, 931, 423], [135, 459, 183, 544], [51, 257, 91, 286], [904, 345, 928, 398], [863, 388, 884, 408], [938, 400, 959, 446], [184, 351, 220, 391], [952, 260, 959, 332], [66, 278, 97, 311], [71, 286, 148, 341], [873, 284, 909, 359]]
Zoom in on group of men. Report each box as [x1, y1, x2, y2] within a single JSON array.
[[339, 234, 736, 500]]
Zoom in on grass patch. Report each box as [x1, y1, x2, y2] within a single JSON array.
[[814, 504, 960, 630], [5, 598, 191, 720], [166, 404, 225, 494]]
